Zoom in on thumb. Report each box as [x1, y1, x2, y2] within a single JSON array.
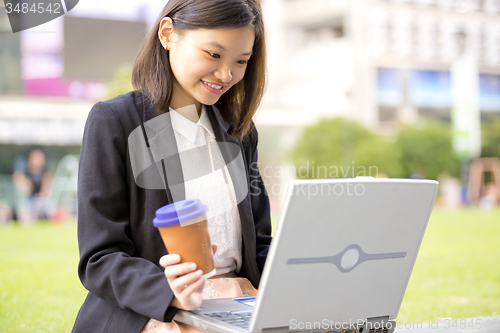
[[211, 243, 218, 255]]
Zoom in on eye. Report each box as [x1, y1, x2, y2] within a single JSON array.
[[238, 60, 248, 65], [208, 52, 220, 59]]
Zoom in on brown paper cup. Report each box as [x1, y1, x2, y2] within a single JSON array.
[[153, 200, 215, 278]]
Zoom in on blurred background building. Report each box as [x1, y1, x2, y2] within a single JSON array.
[[1, 0, 499, 221], [0, 1, 160, 221], [256, 0, 500, 211], [259, 0, 500, 126]]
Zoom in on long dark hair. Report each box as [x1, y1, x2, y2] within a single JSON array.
[[132, 0, 267, 140]]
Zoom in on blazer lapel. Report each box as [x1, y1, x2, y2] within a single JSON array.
[[138, 93, 186, 202]]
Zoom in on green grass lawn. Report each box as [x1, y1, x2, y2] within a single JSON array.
[[0, 208, 499, 332], [397, 207, 500, 323], [0, 221, 87, 333]]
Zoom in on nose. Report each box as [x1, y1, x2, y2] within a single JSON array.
[[214, 65, 232, 84]]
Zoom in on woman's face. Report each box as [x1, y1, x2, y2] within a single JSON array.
[[159, 18, 255, 113]]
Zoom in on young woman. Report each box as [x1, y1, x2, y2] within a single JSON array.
[[71, 1, 272, 332]]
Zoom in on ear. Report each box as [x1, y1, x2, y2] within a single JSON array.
[[158, 17, 174, 50]]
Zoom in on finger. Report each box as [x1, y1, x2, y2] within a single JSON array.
[[211, 244, 218, 255], [177, 277, 204, 301], [171, 269, 203, 293], [178, 282, 204, 311], [164, 262, 198, 280], [181, 279, 205, 296], [159, 254, 181, 268]]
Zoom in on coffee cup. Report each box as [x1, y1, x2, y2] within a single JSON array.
[[153, 199, 216, 279]]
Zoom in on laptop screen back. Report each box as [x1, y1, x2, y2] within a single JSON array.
[[250, 178, 438, 332]]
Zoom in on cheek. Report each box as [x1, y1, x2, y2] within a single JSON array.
[[171, 63, 202, 87], [183, 62, 212, 83], [170, 50, 204, 80], [232, 68, 247, 85]]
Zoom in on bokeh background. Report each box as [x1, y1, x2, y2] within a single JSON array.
[[0, 0, 499, 332]]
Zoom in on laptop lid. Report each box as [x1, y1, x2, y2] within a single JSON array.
[[249, 178, 438, 332]]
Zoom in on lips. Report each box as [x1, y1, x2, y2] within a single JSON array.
[[201, 80, 225, 90], [201, 80, 226, 95]]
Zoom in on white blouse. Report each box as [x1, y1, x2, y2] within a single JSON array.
[[169, 104, 242, 275]]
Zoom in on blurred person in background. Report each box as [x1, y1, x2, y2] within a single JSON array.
[[0, 200, 13, 223], [13, 149, 52, 221]]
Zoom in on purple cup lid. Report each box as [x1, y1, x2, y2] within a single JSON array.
[[153, 199, 209, 227]]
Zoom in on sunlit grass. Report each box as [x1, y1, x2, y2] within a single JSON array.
[[271, 207, 500, 324], [397, 207, 500, 323], [0, 222, 87, 333], [0, 207, 499, 332]]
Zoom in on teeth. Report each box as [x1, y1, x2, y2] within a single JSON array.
[[203, 81, 222, 90]]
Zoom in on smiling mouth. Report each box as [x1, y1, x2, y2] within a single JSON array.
[[201, 80, 224, 90]]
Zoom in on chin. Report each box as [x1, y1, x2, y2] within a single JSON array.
[[198, 95, 221, 106]]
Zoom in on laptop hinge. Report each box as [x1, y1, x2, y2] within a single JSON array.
[[357, 316, 395, 333], [262, 327, 289, 333]]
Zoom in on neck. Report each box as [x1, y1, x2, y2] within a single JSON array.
[[170, 80, 202, 116], [172, 104, 201, 123]]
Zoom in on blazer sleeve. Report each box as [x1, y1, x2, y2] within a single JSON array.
[[245, 126, 273, 274], [77, 101, 177, 322]]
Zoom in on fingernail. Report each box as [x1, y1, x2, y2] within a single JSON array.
[[189, 263, 196, 270]]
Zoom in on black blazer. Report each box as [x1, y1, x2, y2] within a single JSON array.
[[72, 91, 272, 333]]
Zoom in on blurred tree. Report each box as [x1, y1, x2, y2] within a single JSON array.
[[481, 119, 500, 159], [395, 119, 461, 180], [105, 62, 134, 100], [289, 117, 403, 179]]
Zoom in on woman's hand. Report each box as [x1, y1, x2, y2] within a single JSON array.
[[160, 244, 217, 311]]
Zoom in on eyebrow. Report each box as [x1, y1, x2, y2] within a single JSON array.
[[205, 42, 253, 56]]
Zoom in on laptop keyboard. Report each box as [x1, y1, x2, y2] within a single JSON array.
[[205, 311, 252, 330]]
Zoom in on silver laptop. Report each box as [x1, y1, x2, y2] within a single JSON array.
[[174, 178, 439, 333]]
